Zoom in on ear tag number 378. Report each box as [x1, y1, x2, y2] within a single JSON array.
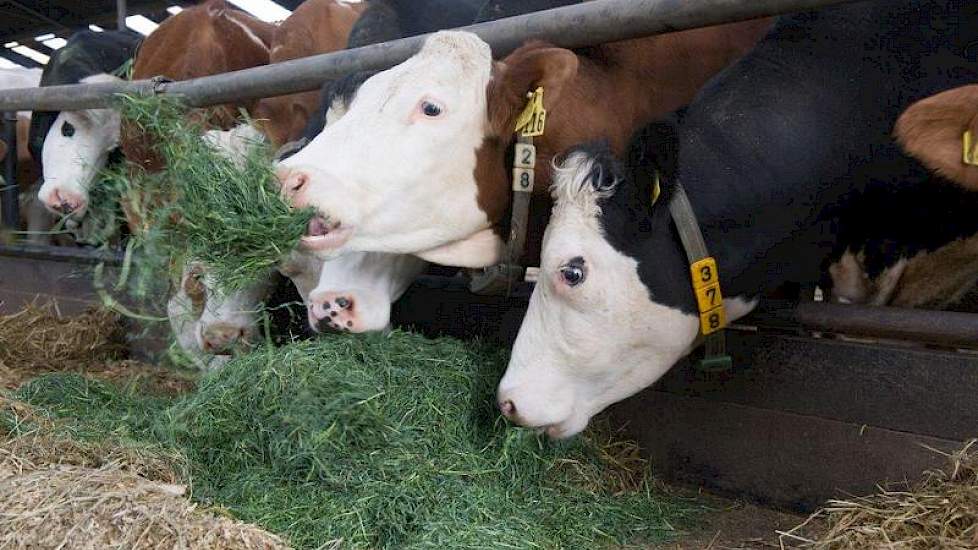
[[689, 257, 726, 336], [514, 87, 547, 137]]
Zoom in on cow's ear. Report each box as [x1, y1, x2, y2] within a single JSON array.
[[488, 45, 579, 136], [895, 85, 978, 191]]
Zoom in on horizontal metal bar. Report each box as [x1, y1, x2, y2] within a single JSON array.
[[0, 243, 124, 266], [747, 300, 978, 349], [0, 0, 861, 112]]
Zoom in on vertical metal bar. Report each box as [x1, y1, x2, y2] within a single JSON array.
[[117, 0, 128, 31], [2, 111, 20, 230]]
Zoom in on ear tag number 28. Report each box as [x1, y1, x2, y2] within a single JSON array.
[[514, 87, 547, 137], [689, 257, 726, 335]]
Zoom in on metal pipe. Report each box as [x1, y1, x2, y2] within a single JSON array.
[[0, 0, 862, 112], [1, 112, 19, 230], [117, 0, 128, 32], [746, 301, 978, 349], [0, 243, 124, 266]]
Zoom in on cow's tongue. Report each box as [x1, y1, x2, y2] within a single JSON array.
[[306, 215, 335, 237]]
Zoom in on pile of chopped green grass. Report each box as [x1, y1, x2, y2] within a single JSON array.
[[13, 332, 698, 549], [88, 94, 314, 294]]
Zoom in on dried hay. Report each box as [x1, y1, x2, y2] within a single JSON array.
[[0, 302, 126, 373], [0, 304, 194, 393], [787, 440, 978, 549], [0, 396, 288, 550]]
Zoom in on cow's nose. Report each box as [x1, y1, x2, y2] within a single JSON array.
[[499, 399, 517, 419], [43, 188, 86, 216], [201, 323, 249, 354], [276, 167, 309, 206], [308, 291, 360, 332]]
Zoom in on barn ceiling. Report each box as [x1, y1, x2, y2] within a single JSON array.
[[0, 0, 306, 68]]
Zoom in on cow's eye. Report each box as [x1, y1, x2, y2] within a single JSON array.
[[559, 257, 587, 287], [420, 100, 443, 117], [61, 121, 75, 137]]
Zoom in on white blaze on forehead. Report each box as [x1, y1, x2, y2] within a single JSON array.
[[500, 152, 700, 439], [549, 152, 616, 225], [276, 31, 496, 259]]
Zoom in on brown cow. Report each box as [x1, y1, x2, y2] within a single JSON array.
[[121, 0, 275, 172], [277, 22, 773, 267], [827, 84, 978, 309], [254, 0, 365, 147]]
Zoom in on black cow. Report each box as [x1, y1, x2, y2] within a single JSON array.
[[497, 0, 978, 438], [346, 0, 584, 48], [346, 0, 484, 48]]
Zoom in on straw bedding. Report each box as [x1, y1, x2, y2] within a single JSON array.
[[0, 396, 287, 550], [787, 440, 978, 549]]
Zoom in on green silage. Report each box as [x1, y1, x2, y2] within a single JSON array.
[[88, 94, 314, 293], [14, 332, 696, 549]]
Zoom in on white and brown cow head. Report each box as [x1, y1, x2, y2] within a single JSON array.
[[167, 262, 275, 369], [307, 251, 426, 333], [277, 31, 578, 266]]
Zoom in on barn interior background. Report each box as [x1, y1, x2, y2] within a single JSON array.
[[0, 0, 976, 548]]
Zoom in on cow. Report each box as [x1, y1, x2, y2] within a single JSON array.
[[496, 0, 978, 438], [253, 0, 364, 147], [30, 30, 141, 219], [121, 0, 275, 175], [167, 261, 276, 369], [167, 124, 308, 368], [306, 251, 425, 332], [276, 76, 428, 334], [276, 19, 771, 267], [345, 0, 484, 48], [826, 84, 978, 309]]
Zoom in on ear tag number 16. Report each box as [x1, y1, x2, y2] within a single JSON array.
[[514, 87, 547, 137]]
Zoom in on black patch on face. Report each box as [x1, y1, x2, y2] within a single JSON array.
[[560, 131, 695, 314], [28, 29, 142, 169]]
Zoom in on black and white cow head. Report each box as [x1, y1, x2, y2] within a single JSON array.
[[498, 143, 753, 438], [37, 73, 124, 218]]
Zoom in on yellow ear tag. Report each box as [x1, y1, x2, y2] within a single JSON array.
[[651, 171, 662, 205], [964, 130, 978, 166], [514, 87, 547, 137]]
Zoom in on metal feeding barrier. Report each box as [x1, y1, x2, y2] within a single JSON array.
[[0, 0, 974, 347]]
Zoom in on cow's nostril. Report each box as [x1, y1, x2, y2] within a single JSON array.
[[499, 400, 516, 418]]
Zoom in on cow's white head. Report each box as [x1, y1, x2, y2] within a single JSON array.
[[167, 262, 275, 368], [307, 251, 426, 333], [37, 73, 123, 218], [276, 31, 578, 267], [498, 147, 755, 438]]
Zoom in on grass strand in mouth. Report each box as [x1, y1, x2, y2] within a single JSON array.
[[87, 94, 315, 294]]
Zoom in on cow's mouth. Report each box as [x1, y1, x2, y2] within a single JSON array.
[[301, 215, 351, 251]]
